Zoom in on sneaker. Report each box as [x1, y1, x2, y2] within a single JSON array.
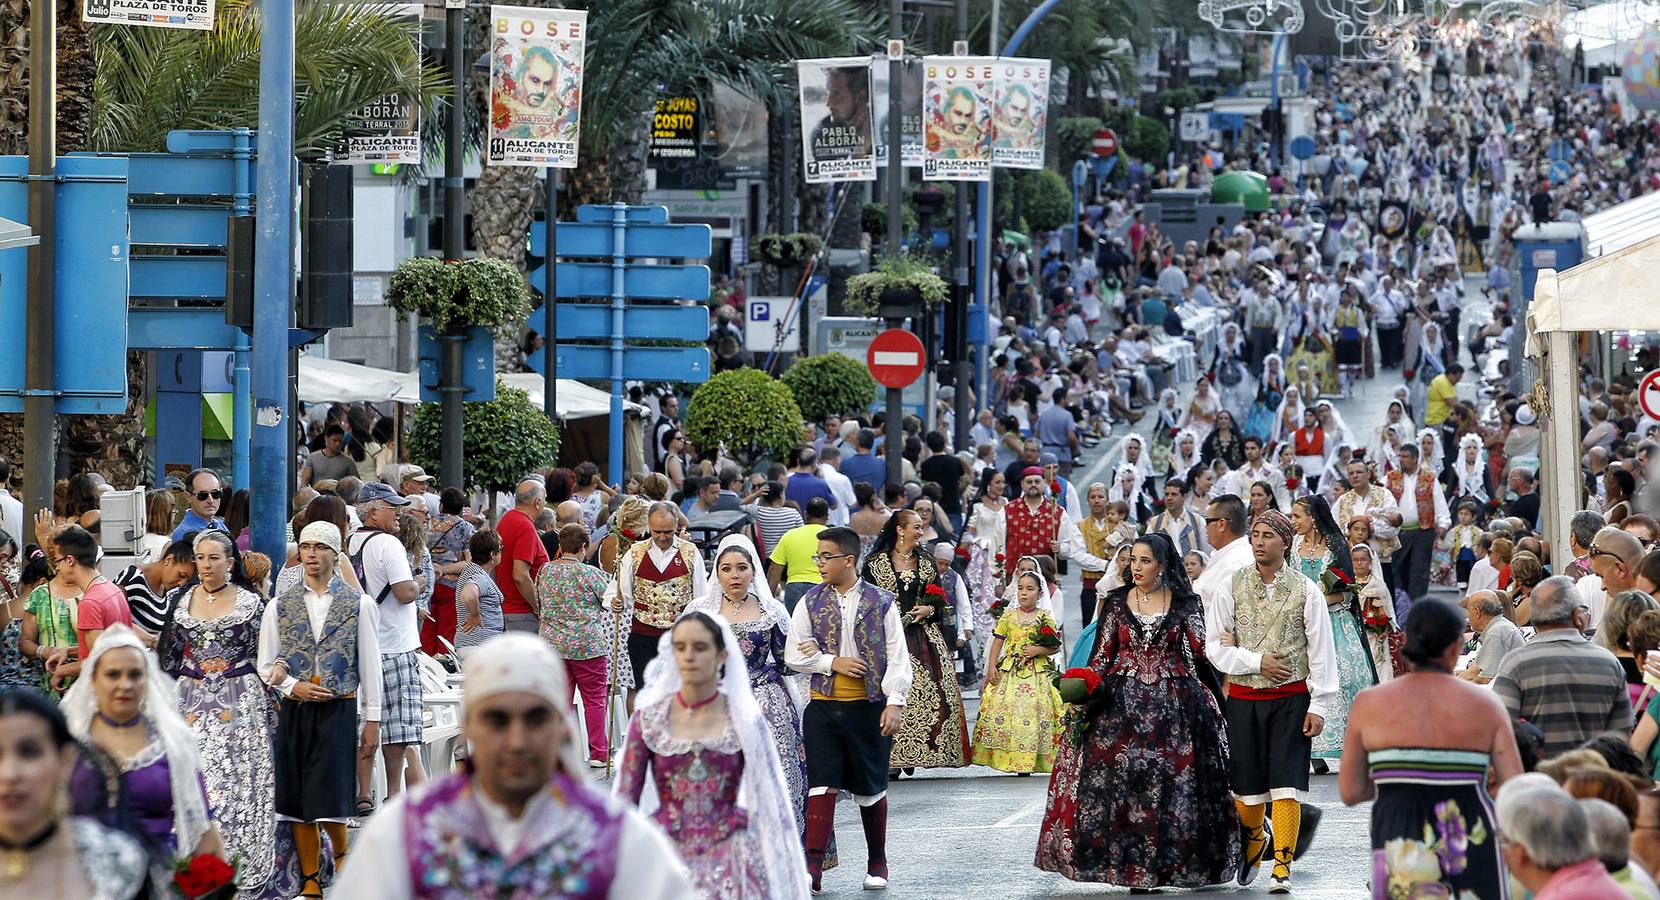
[[863, 874, 889, 890], [587, 758, 608, 769], [1268, 873, 1291, 893]]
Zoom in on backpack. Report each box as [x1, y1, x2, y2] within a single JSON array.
[[349, 529, 401, 604]]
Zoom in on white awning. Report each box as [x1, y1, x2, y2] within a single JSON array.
[[1527, 231, 1660, 356], [1581, 190, 1660, 259], [1212, 96, 1271, 116], [296, 354, 646, 420]]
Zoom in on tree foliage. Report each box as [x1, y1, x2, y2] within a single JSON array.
[[385, 257, 532, 339], [1021, 169, 1073, 232], [408, 381, 559, 494], [683, 368, 802, 470], [89, 0, 447, 156], [1053, 116, 1104, 166], [781, 355, 877, 424], [1124, 114, 1170, 165]]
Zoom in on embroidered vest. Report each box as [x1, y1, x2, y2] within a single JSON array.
[[404, 772, 621, 899], [1338, 486, 1401, 560], [275, 577, 361, 695], [1005, 498, 1063, 563], [1229, 566, 1311, 691], [628, 541, 696, 630], [803, 581, 894, 703], [1387, 468, 1436, 529], [1078, 516, 1111, 578]]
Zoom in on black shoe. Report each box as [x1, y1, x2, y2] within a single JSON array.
[[1293, 803, 1322, 861], [1311, 759, 1329, 775], [889, 768, 901, 779], [902, 768, 914, 776], [1238, 820, 1272, 886]]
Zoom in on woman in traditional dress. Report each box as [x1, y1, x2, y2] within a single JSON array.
[[1446, 432, 1491, 509], [63, 626, 226, 885], [1151, 389, 1181, 478], [864, 509, 969, 774], [156, 529, 288, 896], [1035, 534, 1239, 888], [1288, 496, 1373, 772], [971, 568, 1063, 773], [0, 688, 148, 900], [1416, 427, 1446, 482], [1407, 321, 1448, 418], [1331, 289, 1367, 395], [1181, 377, 1222, 444], [1202, 410, 1246, 470], [1107, 463, 1151, 525], [1261, 353, 1288, 406], [1168, 429, 1203, 483], [1271, 385, 1305, 448], [615, 612, 810, 899], [1352, 542, 1403, 682], [962, 468, 1009, 660]]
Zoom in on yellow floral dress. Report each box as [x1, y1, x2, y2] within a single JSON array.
[[971, 607, 1063, 773]]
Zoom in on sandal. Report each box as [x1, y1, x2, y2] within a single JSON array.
[[297, 867, 324, 899], [355, 797, 376, 817]]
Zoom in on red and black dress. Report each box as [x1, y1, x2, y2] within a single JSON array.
[[862, 549, 970, 770]]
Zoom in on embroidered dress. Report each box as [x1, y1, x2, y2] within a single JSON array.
[[729, 615, 807, 833], [1292, 538, 1375, 760], [971, 607, 1063, 773], [157, 587, 282, 896], [964, 500, 1006, 666], [864, 550, 970, 769], [1035, 587, 1238, 887], [0, 615, 33, 688], [616, 698, 767, 899], [1367, 749, 1504, 900]]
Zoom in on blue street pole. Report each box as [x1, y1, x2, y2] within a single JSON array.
[[251, 0, 295, 563], [230, 127, 252, 492], [607, 204, 626, 482], [1269, 33, 1285, 168], [1070, 159, 1086, 266]]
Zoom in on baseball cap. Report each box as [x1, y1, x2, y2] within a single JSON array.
[[359, 482, 412, 507], [400, 465, 435, 483]]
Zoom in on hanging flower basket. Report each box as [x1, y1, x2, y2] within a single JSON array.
[[843, 255, 949, 318], [751, 232, 825, 268]]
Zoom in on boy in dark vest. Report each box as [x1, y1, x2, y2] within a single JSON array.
[[786, 526, 912, 893]]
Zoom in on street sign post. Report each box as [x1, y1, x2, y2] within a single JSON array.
[[1640, 370, 1660, 422], [1092, 128, 1117, 157], [867, 328, 927, 388], [525, 204, 712, 482]]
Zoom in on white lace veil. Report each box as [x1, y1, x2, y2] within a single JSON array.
[[1101, 545, 1133, 592], [1416, 427, 1444, 473], [60, 624, 213, 856], [1171, 428, 1203, 477], [686, 534, 803, 712], [625, 612, 811, 900]]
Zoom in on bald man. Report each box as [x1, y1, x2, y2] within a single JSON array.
[[1588, 527, 1645, 632], [1458, 591, 1525, 684]]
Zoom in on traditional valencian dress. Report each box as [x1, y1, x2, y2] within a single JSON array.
[[863, 549, 970, 770], [1036, 582, 1239, 887], [1291, 536, 1375, 762], [971, 606, 1063, 773]]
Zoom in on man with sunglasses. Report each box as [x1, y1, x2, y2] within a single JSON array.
[[1588, 527, 1645, 633], [172, 468, 227, 540]]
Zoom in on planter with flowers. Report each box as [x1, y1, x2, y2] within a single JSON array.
[[387, 256, 533, 404], [751, 232, 825, 269], [843, 255, 949, 320]]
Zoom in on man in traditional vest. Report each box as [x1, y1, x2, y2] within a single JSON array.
[[336, 632, 691, 898], [785, 526, 912, 893], [257, 521, 385, 900], [611, 501, 705, 715], [1075, 482, 1114, 629], [994, 466, 1109, 579], [1334, 458, 1403, 596], [1145, 477, 1211, 556], [1204, 509, 1338, 894], [1384, 443, 1448, 602]]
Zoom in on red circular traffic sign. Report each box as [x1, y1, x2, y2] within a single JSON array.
[[1093, 128, 1117, 157], [867, 329, 927, 389], [1641, 370, 1660, 421]]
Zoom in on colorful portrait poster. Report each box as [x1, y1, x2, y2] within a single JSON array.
[[797, 57, 876, 184], [991, 58, 1050, 170], [488, 6, 587, 168], [345, 4, 422, 164], [922, 56, 993, 182], [872, 57, 924, 168]]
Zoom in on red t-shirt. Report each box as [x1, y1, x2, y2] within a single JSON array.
[[494, 508, 549, 615], [77, 578, 135, 658]]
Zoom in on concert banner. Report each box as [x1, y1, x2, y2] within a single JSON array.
[[83, 0, 211, 30], [345, 4, 422, 164], [487, 6, 587, 168], [797, 57, 876, 183], [872, 57, 924, 168], [922, 56, 993, 182], [991, 58, 1050, 170]]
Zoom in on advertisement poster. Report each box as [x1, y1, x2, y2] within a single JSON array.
[[922, 56, 993, 182], [872, 57, 924, 168], [797, 57, 876, 184], [991, 58, 1049, 170], [83, 0, 212, 30], [345, 4, 422, 164], [488, 6, 586, 168]]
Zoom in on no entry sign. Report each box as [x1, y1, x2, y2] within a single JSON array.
[[1641, 370, 1660, 421], [867, 329, 927, 389], [1092, 128, 1117, 157]]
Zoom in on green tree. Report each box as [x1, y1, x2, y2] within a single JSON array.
[[781, 354, 877, 424], [1053, 116, 1104, 165], [408, 381, 560, 496], [683, 368, 802, 470], [1021, 169, 1073, 232], [1123, 114, 1170, 165]]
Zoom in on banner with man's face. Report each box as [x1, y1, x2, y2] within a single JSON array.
[[991, 58, 1050, 170], [872, 57, 924, 168], [922, 56, 993, 182], [344, 4, 423, 164], [797, 57, 876, 184], [488, 6, 587, 168]]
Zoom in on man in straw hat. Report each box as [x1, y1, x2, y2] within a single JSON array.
[[336, 632, 689, 897], [1204, 509, 1339, 894], [256, 520, 385, 899]]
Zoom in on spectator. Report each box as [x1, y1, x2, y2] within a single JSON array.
[[767, 497, 828, 612], [494, 478, 551, 635], [817, 446, 857, 528], [1496, 784, 1625, 898], [840, 428, 885, 489], [1457, 590, 1525, 685], [41, 525, 134, 687], [745, 482, 803, 557], [348, 482, 423, 805], [1579, 798, 1660, 899], [681, 476, 724, 519], [0, 454, 20, 546], [113, 538, 196, 638], [172, 468, 226, 540], [783, 449, 836, 514], [303, 422, 358, 486]]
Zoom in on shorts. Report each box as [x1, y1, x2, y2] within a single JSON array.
[[380, 650, 426, 745], [1225, 691, 1312, 804], [628, 631, 663, 690], [803, 700, 893, 797]]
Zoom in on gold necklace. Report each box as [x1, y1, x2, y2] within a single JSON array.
[[0, 821, 56, 879]]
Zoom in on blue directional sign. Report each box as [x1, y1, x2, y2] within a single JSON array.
[[534, 221, 714, 260], [417, 325, 497, 404], [550, 304, 709, 341], [1289, 135, 1316, 161], [529, 261, 711, 300], [1548, 139, 1572, 163], [1549, 159, 1572, 186], [551, 345, 710, 383]]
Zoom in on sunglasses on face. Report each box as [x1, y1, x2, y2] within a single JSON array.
[[195, 490, 224, 501]]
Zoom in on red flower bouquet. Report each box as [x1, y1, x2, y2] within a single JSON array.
[[1286, 476, 1299, 491], [1362, 601, 1392, 635], [1052, 666, 1101, 703], [1320, 563, 1354, 597], [173, 853, 238, 899], [987, 599, 1009, 620], [1032, 623, 1062, 650], [954, 545, 971, 561]]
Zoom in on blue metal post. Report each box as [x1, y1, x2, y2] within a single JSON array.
[[1070, 159, 1086, 267], [608, 204, 626, 482], [230, 127, 252, 491], [251, 0, 295, 563], [1269, 33, 1285, 168]]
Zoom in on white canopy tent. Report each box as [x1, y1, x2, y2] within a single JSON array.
[[296, 354, 646, 420]]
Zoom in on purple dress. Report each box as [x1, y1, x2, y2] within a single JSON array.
[[70, 740, 191, 855], [730, 616, 806, 830], [616, 697, 766, 899]]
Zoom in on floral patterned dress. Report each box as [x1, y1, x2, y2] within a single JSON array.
[[1292, 537, 1377, 760], [971, 607, 1063, 773], [24, 582, 79, 696], [1035, 586, 1238, 888], [863, 549, 970, 770], [616, 697, 767, 899], [730, 615, 805, 830], [1368, 748, 1502, 899]]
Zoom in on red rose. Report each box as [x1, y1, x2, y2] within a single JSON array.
[[925, 584, 945, 598], [1169, 426, 1180, 437], [1286, 477, 1299, 490], [1061, 667, 1102, 693], [174, 854, 236, 898], [954, 546, 970, 560], [995, 553, 1005, 563], [1040, 624, 1057, 637]]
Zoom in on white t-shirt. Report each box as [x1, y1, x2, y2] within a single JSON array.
[[350, 529, 418, 654]]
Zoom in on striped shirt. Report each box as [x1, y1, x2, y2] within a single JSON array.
[[748, 505, 804, 557], [1490, 628, 1632, 758], [114, 565, 170, 634]]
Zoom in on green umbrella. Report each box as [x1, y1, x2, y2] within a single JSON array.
[[1001, 229, 1031, 249]]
